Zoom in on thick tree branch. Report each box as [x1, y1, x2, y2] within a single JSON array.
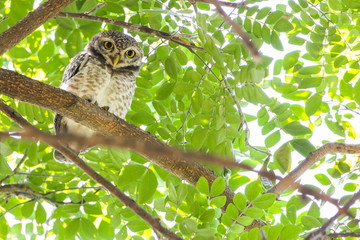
[[0, 0, 74, 55], [0, 131, 341, 208], [0, 68, 234, 205], [0, 101, 182, 240], [56, 12, 203, 51], [268, 142, 360, 195]]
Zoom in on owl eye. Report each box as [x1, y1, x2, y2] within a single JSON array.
[[103, 41, 114, 50], [125, 50, 136, 58]]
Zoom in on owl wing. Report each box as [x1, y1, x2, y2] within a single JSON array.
[[55, 52, 90, 134], [62, 52, 89, 83]]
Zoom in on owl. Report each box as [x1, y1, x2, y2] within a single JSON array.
[[54, 30, 143, 162]]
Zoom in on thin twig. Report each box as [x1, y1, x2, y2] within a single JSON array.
[[206, 0, 261, 62], [84, 2, 107, 15], [0, 184, 84, 205], [196, 0, 246, 8], [325, 232, 360, 239], [305, 190, 360, 240], [0, 149, 27, 184]]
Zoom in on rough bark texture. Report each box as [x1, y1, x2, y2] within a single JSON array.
[[0, 0, 74, 55], [0, 68, 235, 204]]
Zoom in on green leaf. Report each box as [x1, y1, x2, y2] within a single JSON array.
[[334, 55, 348, 68], [265, 130, 281, 148], [200, 209, 215, 222], [283, 51, 300, 70], [282, 121, 312, 136], [265, 10, 283, 24], [155, 81, 175, 100], [152, 100, 167, 116], [130, 110, 156, 125], [245, 181, 262, 201], [174, 48, 188, 65], [344, 182, 357, 192], [79, 218, 98, 239], [283, 90, 311, 101], [274, 142, 292, 173], [8, 46, 31, 58], [137, 169, 158, 203], [210, 177, 226, 196], [180, 219, 197, 236], [298, 77, 322, 89], [305, 93, 322, 116], [118, 163, 146, 187], [256, 7, 271, 20], [279, 225, 302, 240], [98, 221, 115, 240], [290, 139, 316, 157], [165, 57, 178, 79], [21, 201, 35, 218], [127, 219, 149, 232], [226, 203, 239, 219], [314, 173, 332, 186], [196, 176, 209, 195], [65, 218, 80, 239], [271, 31, 284, 51], [244, 207, 264, 218], [173, 82, 196, 95], [35, 203, 46, 224], [273, 18, 293, 32], [191, 127, 208, 150], [252, 193, 276, 209], [237, 216, 253, 226], [298, 65, 322, 75], [0, 155, 13, 175], [325, 115, 345, 137], [301, 215, 321, 229], [84, 203, 103, 215], [329, 0, 343, 11], [210, 196, 227, 208], [65, 30, 83, 58]]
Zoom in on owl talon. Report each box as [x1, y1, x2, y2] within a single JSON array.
[[101, 106, 110, 111]]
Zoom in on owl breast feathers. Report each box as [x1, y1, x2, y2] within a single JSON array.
[[54, 30, 143, 162]]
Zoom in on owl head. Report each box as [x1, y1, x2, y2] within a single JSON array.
[[86, 30, 143, 71]]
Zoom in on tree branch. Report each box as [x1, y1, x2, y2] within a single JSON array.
[[56, 12, 204, 51], [0, 130, 341, 208], [268, 142, 360, 195], [305, 190, 360, 240], [0, 184, 83, 205], [0, 68, 234, 205], [0, 101, 182, 240], [197, 0, 246, 7], [206, 0, 262, 62], [326, 232, 360, 239], [0, 0, 74, 55]]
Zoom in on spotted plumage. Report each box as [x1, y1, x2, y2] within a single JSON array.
[[54, 30, 143, 162]]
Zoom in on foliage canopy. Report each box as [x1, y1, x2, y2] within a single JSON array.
[[0, 0, 359, 239]]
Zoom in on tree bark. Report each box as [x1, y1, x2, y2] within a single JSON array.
[[0, 0, 74, 55], [0, 68, 235, 204]]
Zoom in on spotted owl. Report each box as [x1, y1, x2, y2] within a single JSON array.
[[54, 30, 143, 162]]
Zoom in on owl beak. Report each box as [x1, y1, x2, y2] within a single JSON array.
[[112, 55, 120, 67]]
